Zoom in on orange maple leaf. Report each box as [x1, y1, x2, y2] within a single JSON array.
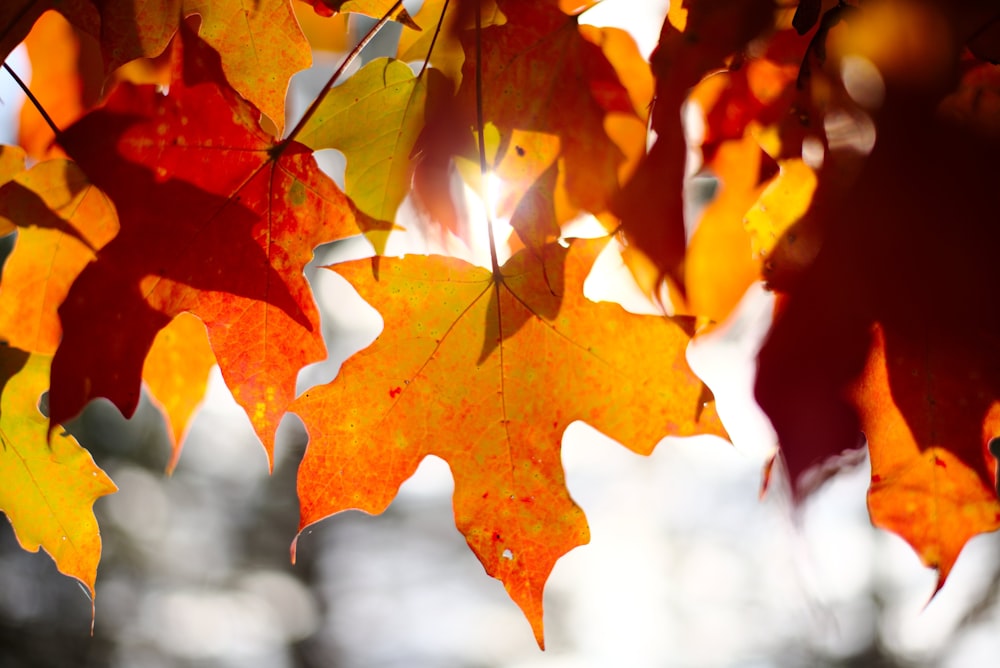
[[50, 27, 358, 464], [853, 325, 1000, 586], [18, 11, 104, 160], [0, 157, 118, 354], [617, 0, 775, 292], [52, 0, 310, 131], [292, 237, 725, 647], [143, 312, 216, 474]]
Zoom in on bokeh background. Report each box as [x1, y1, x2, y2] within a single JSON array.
[[3, 1, 1000, 666]]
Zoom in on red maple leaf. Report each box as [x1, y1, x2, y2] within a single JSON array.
[[51, 26, 359, 463]]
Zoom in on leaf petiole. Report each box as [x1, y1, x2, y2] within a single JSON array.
[[418, 0, 450, 78], [281, 0, 405, 150], [2, 62, 60, 139], [473, 0, 501, 278]]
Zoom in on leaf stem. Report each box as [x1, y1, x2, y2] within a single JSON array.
[[283, 1, 404, 146], [474, 0, 501, 277], [3, 62, 60, 139], [418, 0, 450, 78]]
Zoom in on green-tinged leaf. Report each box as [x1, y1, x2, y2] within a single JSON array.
[[298, 58, 450, 226], [0, 349, 117, 601]]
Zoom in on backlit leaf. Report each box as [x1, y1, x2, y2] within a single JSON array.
[[59, 0, 311, 131], [143, 312, 216, 474], [853, 325, 1000, 585], [617, 0, 775, 290], [0, 348, 117, 603], [458, 0, 646, 236], [51, 27, 358, 465], [19, 10, 103, 160], [756, 101, 1000, 583], [684, 136, 767, 323], [292, 237, 725, 647], [0, 159, 118, 355], [297, 58, 450, 228]]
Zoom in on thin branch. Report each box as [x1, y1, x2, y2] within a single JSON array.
[[283, 0, 404, 147], [473, 0, 501, 277], [418, 0, 450, 78], [3, 62, 60, 138]]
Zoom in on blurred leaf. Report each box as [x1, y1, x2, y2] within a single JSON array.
[[143, 312, 216, 474]]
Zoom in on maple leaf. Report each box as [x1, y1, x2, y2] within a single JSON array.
[[0, 158, 118, 355], [0, 347, 117, 606], [143, 312, 216, 474], [50, 27, 358, 464], [291, 237, 725, 647], [617, 0, 775, 292], [296, 57, 451, 230], [52, 0, 310, 131], [397, 0, 506, 87], [852, 325, 1000, 586], [756, 100, 1000, 581], [451, 0, 647, 244], [0, 150, 208, 472], [683, 136, 767, 323], [19, 10, 104, 160], [0, 146, 27, 217]]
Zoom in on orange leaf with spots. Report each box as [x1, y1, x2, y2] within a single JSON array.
[[292, 237, 725, 647], [50, 27, 358, 465], [853, 325, 1000, 585]]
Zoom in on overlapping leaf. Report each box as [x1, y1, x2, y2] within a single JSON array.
[[440, 0, 648, 248], [617, 0, 775, 292], [0, 158, 118, 354], [682, 136, 767, 323], [143, 312, 216, 473], [297, 57, 450, 230], [853, 325, 1000, 585], [0, 348, 117, 604], [756, 101, 1000, 580], [0, 0, 48, 64], [292, 237, 725, 647], [50, 27, 358, 464], [19, 10, 104, 159], [45, 0, 309, 131]]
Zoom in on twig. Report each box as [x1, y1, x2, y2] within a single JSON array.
[[3, 62, 60, 138], [418, 0, 450, 78], [283, 0, 404, 146], [473, 0, 501, 276]]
